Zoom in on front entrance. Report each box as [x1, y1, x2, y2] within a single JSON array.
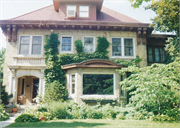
[[17, 76, 39, 105]]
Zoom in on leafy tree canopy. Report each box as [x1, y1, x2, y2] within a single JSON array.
[[130, 0, 179, 34], [118, 57, 180, 116]]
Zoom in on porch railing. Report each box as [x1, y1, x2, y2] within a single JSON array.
[[13, 56, 46, 65]]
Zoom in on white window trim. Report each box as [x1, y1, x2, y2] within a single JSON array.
[[18, 35, 43, 55], [60, 36, 73, 53], [69, 73, 76, 98], [111, 37, 136, 59], [81, 72, 116, 99], [83, 36, 95, 53], [79, 6, 89, 18]]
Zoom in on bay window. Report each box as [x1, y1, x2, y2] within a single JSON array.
[[19, 35, 42, 55], [111, 37, 135, 58], [70, 74, 75, 95]]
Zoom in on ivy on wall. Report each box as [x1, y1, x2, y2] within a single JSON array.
[[44, 33, 142, 101]]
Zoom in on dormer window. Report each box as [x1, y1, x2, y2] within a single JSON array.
[[67, 5, 76, 18], [79, 6, 89, 17]]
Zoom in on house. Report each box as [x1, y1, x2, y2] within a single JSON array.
[[0, 0, 169, 105]]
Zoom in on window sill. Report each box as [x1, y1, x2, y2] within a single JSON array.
[[14, 55, 45, 58], [80, 95, 117, 100], [111, 56, 136, 59], [60, 51, 73, 54]]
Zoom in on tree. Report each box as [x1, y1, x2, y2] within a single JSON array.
[[117, 57, 180, 117], [130, 0, 180, 63]]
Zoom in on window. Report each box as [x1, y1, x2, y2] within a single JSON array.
[[147, 46, 165, 63], [112, 38, 121, 56], [61, 36, 73, 53], [79, 6, 89, 17], [83, 37, 94, 53], [19, 36, 42, 55], [83, 74, 114, 95], [70, 74, 75, 95], [111, 38, 134, 58], [120, 75, 125, 97], [67, 5, 76, 17]]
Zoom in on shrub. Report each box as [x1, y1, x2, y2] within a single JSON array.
[[0, 103, 9, 121], [116, 114, 126, 120], [0, 85, 8, 104], [44, 81, 68, 102], [75, 40, 83, 53], [46, 101, 70, 119], [15, 114, 39, 122]]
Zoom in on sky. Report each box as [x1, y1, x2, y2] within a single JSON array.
[[0, 0, 157, 49]]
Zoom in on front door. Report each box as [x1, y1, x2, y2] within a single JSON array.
[[32, 79, 39, 102]]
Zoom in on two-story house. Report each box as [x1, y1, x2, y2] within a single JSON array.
[[0, 0, 169, 105]]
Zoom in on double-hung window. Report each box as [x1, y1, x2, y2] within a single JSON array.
[[111, 38, 135, 58], [83, 37, 94, 53], [67, 5, 76, 18], [70, 74, 75, 95], [19, 36, 42, 55], [120, 75, 125, 97], [61, 36, 73, 53], [79, 6, 89, 17]]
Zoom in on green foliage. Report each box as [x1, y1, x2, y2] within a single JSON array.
[[0, 84, 8, 104], [118, 58, 180, 120], [75, 40, 83, 53], [44, 81, 68, 102], [15, 114, 39, 122], [0, 102, 9, 121], [44, 33, 65, 85], [46, 101, 70, 119], [95, 37, 110, 54], [165, 37, 179, 63], [44, 33, 68, 102], [113, 56, 142, 67]]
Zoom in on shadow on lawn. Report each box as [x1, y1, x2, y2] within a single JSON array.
[[7, 121, 107, 127]]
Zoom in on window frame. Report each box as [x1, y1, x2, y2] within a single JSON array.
[[66, 5, 76, 17], [111, 37, 135, 58], [120, 75, 126, 98], [18, 35, 43, 55], [81, 72, 116, 98], [79, 5, 89, 18], [83, 36, 95, 53], [60, 36, 73, 53], [147, 46, 166, 63], [70, 73, 76, 97]]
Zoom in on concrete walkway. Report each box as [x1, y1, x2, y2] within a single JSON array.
[[0, 117, 15, 128]]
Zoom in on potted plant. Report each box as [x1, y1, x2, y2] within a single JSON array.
[[11, 103, 19, 113]]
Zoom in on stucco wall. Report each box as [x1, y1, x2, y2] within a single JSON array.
[[3, 29, 147, 102]]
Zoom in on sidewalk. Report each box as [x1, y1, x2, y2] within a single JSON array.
[[0, 117, 15, 128]]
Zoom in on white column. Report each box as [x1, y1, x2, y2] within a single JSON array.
[[39, 69, 44, 96], [10, 69, 16, 103]]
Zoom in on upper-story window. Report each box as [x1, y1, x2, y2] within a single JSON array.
[[147, 46, 165, 63], [111, 37, 135, 58], [79, 6, 89, 17], [67, 5, 76, 18], [61, 36, 73, 53], [19, 35, 42, 55], [83, 37, 94, 53]]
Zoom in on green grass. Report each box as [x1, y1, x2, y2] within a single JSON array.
[[6, 119, 180, 128]]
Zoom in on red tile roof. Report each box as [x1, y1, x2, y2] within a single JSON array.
[[11, 5, 141, 23]]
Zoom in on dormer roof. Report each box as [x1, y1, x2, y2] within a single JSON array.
[[53, 0, 103, 12]]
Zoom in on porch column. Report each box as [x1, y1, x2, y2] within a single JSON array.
[[10, 69, 16, 103], [39, 69, 44, 96]]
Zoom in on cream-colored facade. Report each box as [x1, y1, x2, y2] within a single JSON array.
[[3, 29, 147, 105]]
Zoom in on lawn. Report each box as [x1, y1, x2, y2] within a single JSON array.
[[6, 119, 180, 128]]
